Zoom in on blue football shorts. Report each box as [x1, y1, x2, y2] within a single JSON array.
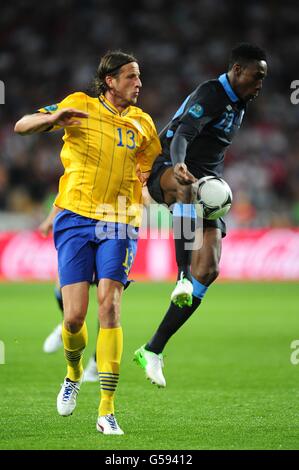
[[53, 209, 138, 288]]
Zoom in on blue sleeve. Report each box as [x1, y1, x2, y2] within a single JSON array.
[[179, 83, 221, 132], [170, 123, 196, 165]]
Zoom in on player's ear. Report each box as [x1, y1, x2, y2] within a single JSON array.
[[233, 63, 242, 77], [105, 75, 114, 89]]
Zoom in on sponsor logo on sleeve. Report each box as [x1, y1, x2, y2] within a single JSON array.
[[188, 103, 204, 119], [44, 104, 58, 112]]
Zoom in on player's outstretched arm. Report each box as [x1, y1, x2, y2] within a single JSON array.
[[170, 125, 197, 185], [14, 108, 88, 135]]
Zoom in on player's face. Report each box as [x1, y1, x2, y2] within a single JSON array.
[[112, 62, 142, 106], [236, 60, 267, 102]]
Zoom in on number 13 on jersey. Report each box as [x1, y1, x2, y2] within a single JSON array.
[[117, 128, 136, 149], [122, 247, 134, 275]]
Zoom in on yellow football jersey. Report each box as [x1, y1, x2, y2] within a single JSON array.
[[39, 92, 161, 226]]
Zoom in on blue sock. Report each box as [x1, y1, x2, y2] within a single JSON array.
[[191, 276, 208, 300]]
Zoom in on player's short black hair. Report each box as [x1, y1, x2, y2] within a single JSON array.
[[94, 50, 138, 95], [228, 43, 267, 70]]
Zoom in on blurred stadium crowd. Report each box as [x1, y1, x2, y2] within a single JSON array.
[[1, 0, 299, 228]]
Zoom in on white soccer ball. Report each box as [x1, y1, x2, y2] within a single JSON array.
[[192, 176, 233, 220]]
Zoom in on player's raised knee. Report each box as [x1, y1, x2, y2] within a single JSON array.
[[192, 265, 220, 286]]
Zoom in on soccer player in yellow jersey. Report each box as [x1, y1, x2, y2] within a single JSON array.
[[14, 50, 161, 435]]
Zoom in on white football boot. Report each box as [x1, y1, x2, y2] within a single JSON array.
[[170, 274, 193, 307], [43, 323, 63, 353], [82, 356, 98, 383], [96, 414, 124, 435], [57, 378, 81, 416], [134, 345, 166, 388]]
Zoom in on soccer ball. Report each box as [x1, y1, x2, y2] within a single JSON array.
[[192, 176, 233, 220]]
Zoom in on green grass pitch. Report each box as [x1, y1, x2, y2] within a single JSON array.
[[0, 281, 298, 450]]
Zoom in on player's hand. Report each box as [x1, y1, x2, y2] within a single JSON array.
[[142, 186, 152, 207], [136, 166, 151, 187], [38, 218, 53, 237], [173, 163, 197, 185], [48, 108, 89, 127]]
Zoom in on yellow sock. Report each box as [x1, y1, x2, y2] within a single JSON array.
[[97, 326, 123, 416], [62, 322, 88, 382]]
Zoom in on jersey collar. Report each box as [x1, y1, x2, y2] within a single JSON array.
[[99, 94, 130, 116], [218, 73, 239, 103]]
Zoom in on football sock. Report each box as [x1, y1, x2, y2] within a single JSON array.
[[93, 320, 100, 361], [146, 277, 208, 354], [54, 287, 64, 315], [62, 322, 88, 382], [173, 203, 196, 281], [97, 327, 123, 416], [146, 297, 201, 354]]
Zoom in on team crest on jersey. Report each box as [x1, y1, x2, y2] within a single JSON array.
[[44, 104, 58, 112], [188, 103, 204, 118]]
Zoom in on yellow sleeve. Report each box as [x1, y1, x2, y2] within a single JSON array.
[[37, 92, 87, 131], [137, 115, 162, 172]]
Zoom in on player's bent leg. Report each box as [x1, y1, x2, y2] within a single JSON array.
[[159, 167, 178, 206], [135, 227, 223, 387], [160, 168, 196, 306], [57, 282, 89, 416], [191, 227, 222, 287], [96, 279, 124, 434]]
